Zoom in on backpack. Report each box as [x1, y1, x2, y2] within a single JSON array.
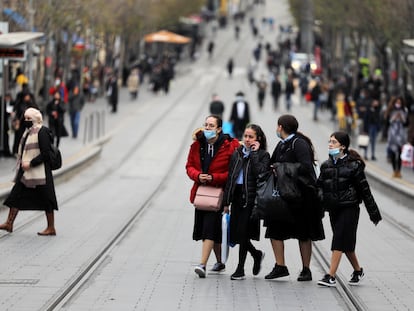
[[47, 128, 62, 170]]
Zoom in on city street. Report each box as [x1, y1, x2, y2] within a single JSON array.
[[1, 1, 414, 310]]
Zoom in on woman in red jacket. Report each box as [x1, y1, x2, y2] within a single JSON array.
[[186, 115, 240, 278]]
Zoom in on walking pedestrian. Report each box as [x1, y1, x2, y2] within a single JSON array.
[[12, 91, 38, 155], [363, 99, 381, 160], [235, 25, 240, 40], [384, 96, 409, 178], [106, 72, 119, 113], [317, 131, 382, 287], [227, 58, 234, 78], [0, 108, 58, 236], [186, 115, 240, 278], [127, 68, 140, 100], [263, 114, 325, 281], [223, 124, 268, 280], [46, 91, 67, 147], [68, 84, 85, 139], [271, 74, 282, 110], [311, 77, 321, 121], [285, 75, 295, 111], [229, 91, 250, 140], [209, 94, 225, 118], [207, 41, 215, 59], [48, 77, 69, 104], [255, 75, 268, 109]]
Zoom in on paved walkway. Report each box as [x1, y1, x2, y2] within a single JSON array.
[[0, 1, 414, 311]]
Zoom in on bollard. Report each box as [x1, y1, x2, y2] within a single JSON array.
[[89, 114, 94, 143], [83, 117, 88, 145]]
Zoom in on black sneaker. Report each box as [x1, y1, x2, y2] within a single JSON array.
[[317, 274, 336, 287], [231, 268, 246, 280], [210, 262, 225, 273], [297, 267, 312, 281], [349, 268, 365, 285], [195, 264, 206, 278], [264, 264, 289, 280], [252, 251, 265, 276]]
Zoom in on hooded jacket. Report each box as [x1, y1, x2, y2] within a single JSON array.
[[186, 130, 240, 203]]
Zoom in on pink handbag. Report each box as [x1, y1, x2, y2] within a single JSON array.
[[194, 185, 224, 211]]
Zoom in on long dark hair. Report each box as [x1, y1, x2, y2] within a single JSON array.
[[331, 131, 364, 163], [246, 123, 267, 150], [278, 114, 315, 163]]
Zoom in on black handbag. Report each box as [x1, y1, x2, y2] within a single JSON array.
[[255, 169, 294, 222]]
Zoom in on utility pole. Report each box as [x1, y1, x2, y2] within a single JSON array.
[[300, 0, 314, 55]]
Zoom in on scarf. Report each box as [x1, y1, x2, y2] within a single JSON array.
[[17, 125, 46, 188]]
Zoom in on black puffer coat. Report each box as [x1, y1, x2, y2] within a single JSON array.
[[317, 154, 382, 224]]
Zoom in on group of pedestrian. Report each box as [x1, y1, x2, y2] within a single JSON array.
[[186, 113, 382, 287]]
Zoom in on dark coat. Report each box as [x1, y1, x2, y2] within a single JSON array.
[[4, 126, 58, 212], [266, 135, 325, 241], [229, 100, 250, 139], [46, 98, 67, 137], [106, 78, 118, 104], [223, 147, 270, 243], [317, 155, 382, 224]]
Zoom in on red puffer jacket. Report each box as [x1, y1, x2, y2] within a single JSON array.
[[186, 132, 240, 203]]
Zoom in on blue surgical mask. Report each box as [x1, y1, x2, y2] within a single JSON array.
[[204, 130, 217, 140], [276, 131, 281, 138], [329, 148, 341, 157]]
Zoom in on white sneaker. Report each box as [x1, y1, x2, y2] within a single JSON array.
[[195, 265, 206, 278]]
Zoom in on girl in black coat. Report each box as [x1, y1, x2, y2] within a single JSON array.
[[223, 124, 269, 280], [317, 131, 382, 287], [264, 114, 324, 282]]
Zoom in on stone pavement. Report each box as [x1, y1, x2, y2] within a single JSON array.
[[0, 1, 414, 310]]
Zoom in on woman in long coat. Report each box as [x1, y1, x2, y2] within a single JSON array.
[[263, 114, 324, 281], [186, 115, 240, 278], [0, 108, 58, 236]]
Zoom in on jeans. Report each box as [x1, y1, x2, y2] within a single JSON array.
[[367, 124, 379, 158], [70, 111, 81, 138]]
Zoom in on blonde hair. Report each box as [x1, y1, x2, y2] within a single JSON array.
[[24, 107, 43, 125]]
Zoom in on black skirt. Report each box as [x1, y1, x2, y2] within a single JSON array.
[[329, 206, 360, 252], [193, 209, 222, 243], [4, 168, 58, 212], [229, 185, 260, 244]]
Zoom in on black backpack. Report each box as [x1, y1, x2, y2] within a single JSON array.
[[47, 128, 62, 170]]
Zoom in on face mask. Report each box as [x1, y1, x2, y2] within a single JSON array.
[[204, 130, 217, 140], [395, 104, 401, 109], [329, 148, 341, 156], [24, 120, 33, 128], [276, 131, 281, 138]]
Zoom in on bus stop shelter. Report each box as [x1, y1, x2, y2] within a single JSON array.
[[0, 31, 44, 156]]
